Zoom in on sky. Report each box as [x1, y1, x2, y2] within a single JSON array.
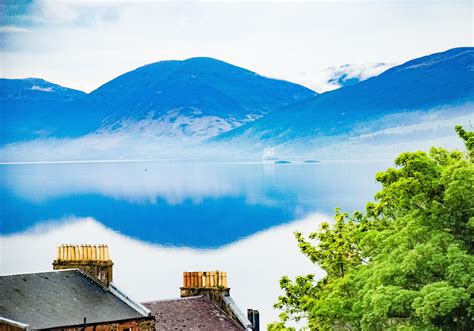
[[0, 0, 472, 92]]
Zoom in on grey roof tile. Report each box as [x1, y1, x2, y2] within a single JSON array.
[[143, 296, 244, 330], [0, 269, 147, 329]]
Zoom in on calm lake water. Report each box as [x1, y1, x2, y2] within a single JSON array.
[[0, 160, 388, 325]]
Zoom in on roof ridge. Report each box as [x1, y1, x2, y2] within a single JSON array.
[[223, 295, 253, 329], [196, 295, 248, 330], [141, 295, 204, 304], [109, 283, 151, 317], [0, 268, 77, 277]]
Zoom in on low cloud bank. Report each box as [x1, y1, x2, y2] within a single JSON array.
[[0, 104, 471, 163]]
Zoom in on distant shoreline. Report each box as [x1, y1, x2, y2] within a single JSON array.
[[0, 158, 393, 165]]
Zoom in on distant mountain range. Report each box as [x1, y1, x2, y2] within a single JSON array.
[[0, 58, 315, 144], [1, 48, 472, 160], [213, 47, 474, 149]]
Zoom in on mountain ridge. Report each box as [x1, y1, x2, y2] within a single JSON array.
[[212, 47, 474, 146], [0, 57, 316, 144], [89, 57, 316, 139]]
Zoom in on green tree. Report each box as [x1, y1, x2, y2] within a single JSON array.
[[269, 126, 474, 330]]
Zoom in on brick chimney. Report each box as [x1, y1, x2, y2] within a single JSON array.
[[181, 270, 229, 298], [52, 244, 113, 286], [181, 271, 255, 329]]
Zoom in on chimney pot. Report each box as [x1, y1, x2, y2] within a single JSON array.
[[88, 244, 92, 259], [91, 245, 97, 260], [197, 272, 203, 287], [53, 244, 113, 286], [248, 309, 260, 331], [104, 245, 110, 260], [205, 272, 210, 288], [193, 272, 197, 288], [210, 271, 215, 287]]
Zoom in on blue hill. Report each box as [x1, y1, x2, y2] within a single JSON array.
[[1, 58, 316, 144], [214, 47, 474, 144], [90, 57, 316, 129]]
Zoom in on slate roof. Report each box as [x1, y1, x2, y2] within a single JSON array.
[[0, 269, 149, 329], [143, 296, 244, 330]]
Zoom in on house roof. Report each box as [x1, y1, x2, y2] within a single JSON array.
[[143, 296, 244, 330], [0, 269, 150, 329]]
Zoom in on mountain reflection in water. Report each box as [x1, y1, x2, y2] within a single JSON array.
[[0, 161, 386, 248]]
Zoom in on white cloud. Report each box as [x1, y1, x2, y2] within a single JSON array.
[[0, 1, 471, 92], [292, 62, 396, 93], [34, 0, 120, 27]]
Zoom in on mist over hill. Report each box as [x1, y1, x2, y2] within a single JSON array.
[[293, 62, 395, 93]]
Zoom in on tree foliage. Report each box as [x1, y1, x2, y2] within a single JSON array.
[[269, 126, 474, 330]]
